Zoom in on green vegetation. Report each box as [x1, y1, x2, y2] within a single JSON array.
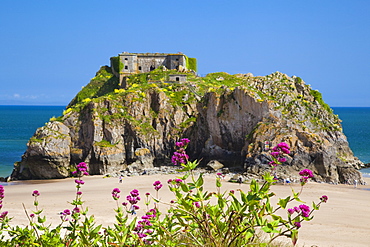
[[49, 116, 63, 122], [0, 143, 326, 246], [29, 137, 43, 144], [58, 62, 340, 137], [68, 66, 119, 107], [185, 56, 197, 72], [310, 89, 332, 113], [295, 77, 302, 83], [110, 56, 123, 73], [94, 140, 117, 148]]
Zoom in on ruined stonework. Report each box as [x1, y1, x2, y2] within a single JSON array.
[[110, 52, 189, 87]]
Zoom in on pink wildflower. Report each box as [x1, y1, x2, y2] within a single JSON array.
[[320, 195, 328, 203], [299, 169, 314, 178], [294, 222, 301, 228], [32, 190, 40, 197]]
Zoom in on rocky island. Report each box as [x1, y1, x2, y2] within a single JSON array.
[[11, 52, 364, 184]]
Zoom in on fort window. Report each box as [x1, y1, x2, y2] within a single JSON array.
[[176, 77, 180, 81], [138, 66, 142, 70], [150, 65, 155, 71], [176, 59, 179, 61], [124, 66, 128, 70], [124, 58, 128, 61]]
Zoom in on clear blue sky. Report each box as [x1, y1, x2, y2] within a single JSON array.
[[1, 1, 369, 106]]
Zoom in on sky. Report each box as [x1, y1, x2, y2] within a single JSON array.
[[0, 1, 369, 107]]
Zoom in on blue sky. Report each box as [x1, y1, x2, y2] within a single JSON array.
[[0, 1, 369, 106]]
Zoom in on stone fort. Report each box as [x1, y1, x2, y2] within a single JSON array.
[[110, 52, 196, 87]]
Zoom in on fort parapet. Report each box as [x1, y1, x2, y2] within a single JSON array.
[[110, 52, 197, 87]]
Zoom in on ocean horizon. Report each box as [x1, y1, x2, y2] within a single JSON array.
[[0, 105, 369, 178]]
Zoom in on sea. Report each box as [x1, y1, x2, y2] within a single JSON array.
[[0, 106, 65, 177], [0, 106, 369, 178]]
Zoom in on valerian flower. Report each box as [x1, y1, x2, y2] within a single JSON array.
[[171, 138, 190, 165], [288, 208, 295, 215], [153, 181, 163, 191], [299, 169, 314, 178], [269, 142, 290, 168], [299, 169, 314, 185], [112, 188, 121, 200], [32, 190, 40, 197], [299, 204, 310, 217], [320, 195, 328, 203]]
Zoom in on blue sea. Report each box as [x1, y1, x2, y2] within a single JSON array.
[[333, 107, 370, 177], [0, 106, 65, 177], [0, 106, 369, 178]]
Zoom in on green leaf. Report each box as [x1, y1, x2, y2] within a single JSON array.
[[245, 230, 254, 241], [312, 201, 320, 210], [180, 182, 190, 192], [180, 173, 190, 181], [33, 209, 43, 215], [278, 196, 291, 209], [291, 229, 299, 246], [194, 174, 204, 188], [217, 196, 226, 209], [216, 177, 222, 188], [250, 179, 260, 193], [262, 172, 274, 182], [37, 216, 46, 224]]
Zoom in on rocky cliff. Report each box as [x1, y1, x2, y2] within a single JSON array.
[[11, 65, 364, 184]]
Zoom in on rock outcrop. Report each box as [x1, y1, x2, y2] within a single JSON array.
[[11, 66, 364, 184]]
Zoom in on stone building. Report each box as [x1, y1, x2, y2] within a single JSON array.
[[110, 52, 196, 88], [168, 74, 187, 83]]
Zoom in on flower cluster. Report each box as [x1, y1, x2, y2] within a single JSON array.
[[320, 195, 328, 203], [153, 181, 163, 191], [74, 179, 85, 185], [0, 186, 6, 221], [167, 178, 183, 189], [72, 162, 89, 177], [73, 163, 88, 191], [175, 138, 190, 148], [0, 186, 4, 210], [32, 190, 40, 207], [60, 209, 71, 221], [269, 142, 290, 168], [299, 169, 314, 178], [32, 190, 40, 197], [171, 138, 190, 166], [62, 209, 71, 216], [112, 188, 121, 201], [125, 189, 140, 212], [0, 211, 8, 220], [299, 169, 314, 185], [134, 208, 157, 243], [288, 204, 311, 218], [73, 207, 80, 214], [216, 172, 226, 180]]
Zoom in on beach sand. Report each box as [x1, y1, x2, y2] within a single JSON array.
[[2, 174, 370, 247]]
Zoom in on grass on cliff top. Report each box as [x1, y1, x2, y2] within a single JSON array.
[[67, 66, 119, 108], [64, 66, 340, 131]]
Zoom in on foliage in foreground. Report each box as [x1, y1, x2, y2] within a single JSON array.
[[0, 141, 327, 246]]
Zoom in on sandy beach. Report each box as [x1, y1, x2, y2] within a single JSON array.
[[2, 174, 369, 247]]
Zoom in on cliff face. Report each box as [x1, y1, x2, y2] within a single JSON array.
[[11, 67, 364, 184]]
